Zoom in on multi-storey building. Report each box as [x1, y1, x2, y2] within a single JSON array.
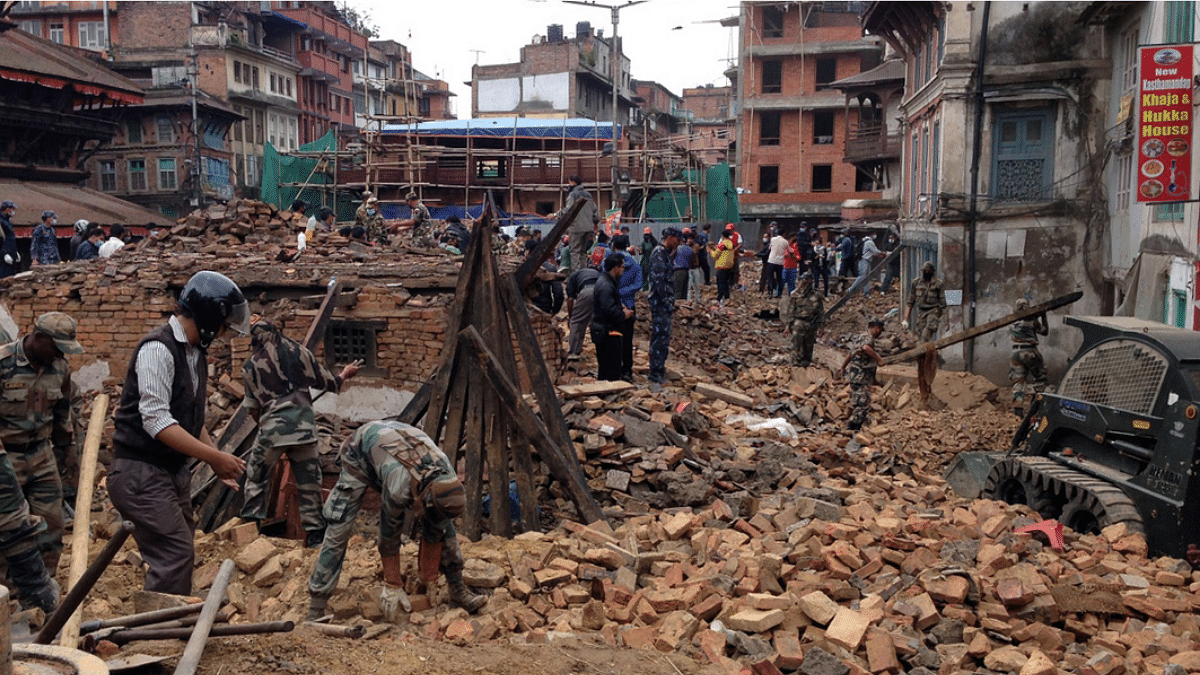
[[732, 1, 884, 228], [8, 0, 115, 52], [361, 40, 456, 125], [471, 21, 635, 123], [681, 85, 735, 168]]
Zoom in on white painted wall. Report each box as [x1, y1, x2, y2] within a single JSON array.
[[312, 384, 414, 422], [477, 72, 570, 112]]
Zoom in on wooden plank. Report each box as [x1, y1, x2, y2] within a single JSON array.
[[461, 374, 485, 541], [514, 196, 585, 291], [458, 326, 606, 525], [392, 381, 432, 426], [558, 381, 637, 399], [882, 291, 1083, 366], [822, 244, 905, 323], [694, 382, 755, 408], [303, 280, 343, 350]]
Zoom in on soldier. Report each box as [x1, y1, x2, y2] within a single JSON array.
[[784, 271, 825, 367], [0, 200, 19, 278], [0, 312, 83, 574], [647, 227, 682, 384], [839, 318, 885, 431], [1009, 298, 1049, 416], [307, 421, 486, 621], [355, 195, 387, 245], [397, 191, 435, 248], [904, 261, 947, 342], [238, 320, 362, 547]]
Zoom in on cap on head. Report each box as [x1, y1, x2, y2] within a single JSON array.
[[404, 192, 417, 201], [366, 197, 379, 205], [1015, 298, 1030, 311], [0, 201, 14, 211], [35, 312, 84, 355], [922, 261, 936, 272], [643, 226, 652, 234], [42, 210, 56, 222], [724, 223, 735, 233]]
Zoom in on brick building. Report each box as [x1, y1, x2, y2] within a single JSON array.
[[681, 85, 735, 168], [7, 0, 115, 51], [366, 40, 456, 123], [471, 21, 635, 124], [733, 1, 884, 228]]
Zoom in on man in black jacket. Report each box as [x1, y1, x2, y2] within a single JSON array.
[[590, 254, 631, 381]]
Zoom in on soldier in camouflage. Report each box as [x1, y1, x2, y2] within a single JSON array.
[[0, 447, 59, 612], [839, 319, 884, 431], [1009, 298, 1049, 416], [784, 271, 824, 367], [307, 421, 485, 622], [239, 320, 361, 547], [355, 196, 388, 245], [647, 227, 682, 384], [905, 260, 946, 342], [398, 192, 436, 248], [0, 312, 83, 574]]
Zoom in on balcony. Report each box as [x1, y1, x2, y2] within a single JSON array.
[[844, 124, 900, 163]]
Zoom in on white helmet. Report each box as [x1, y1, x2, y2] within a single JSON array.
[[74, 219, 90, 234]]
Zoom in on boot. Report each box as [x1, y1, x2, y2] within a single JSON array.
[[306, 595, 329, 621], [305, 528, 325, 549], [447, 580, 486, 613], [7, 545, 59, 614]]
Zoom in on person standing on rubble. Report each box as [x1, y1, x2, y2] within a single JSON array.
[[31, 211, 60, 266], [397, 192, 436, 248], [557, 175, 600, 274], [639, 227, 657, 290], [564, 258, 601, 361], [1009, 297, 1049, 416], [99, 224, 129, 258], [108, 271, 249, 595], [611, 234, 642, 381], [75, 227, 104, 261], [0, 312, 84, 578], [839, 318, 885, 431], [710, 225, 737, 306], [0, 201, 21, 278], [784, 272, 824, 367], [238, 319, 362, 547], [355, 196, 388, 245], [591, 253, 631, 381], [647, 228, 682, 384], [904, 260, 947, 343], [307, 420, 485, 621], [68, 220, 89, 261]]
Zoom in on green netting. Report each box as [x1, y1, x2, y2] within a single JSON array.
[[706, 163, 738, 224], [641, 163, 739, 223], [260, 131, 357, 221]]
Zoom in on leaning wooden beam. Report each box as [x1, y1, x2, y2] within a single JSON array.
[[458, 326, 606, 525], [822, 244, 905, 323], [882, 291, 1083, 366], [514, 196, 586, 291]]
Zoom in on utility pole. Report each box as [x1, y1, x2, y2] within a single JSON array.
[[563, 0, 646, 212]]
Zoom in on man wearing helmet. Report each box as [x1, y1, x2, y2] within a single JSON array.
[[31, 211, 60, 265], [0, 201, 20, 278], [307, 421, 486, 622], [1009, 297, 1049, 416], [108, 271, 249, 595], [69, 220, 89, 261], [905, 260, 946, 342]]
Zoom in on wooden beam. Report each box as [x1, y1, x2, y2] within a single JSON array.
[[514, 196, 586, 291], [821, 244, 904, 323], [882, 291, 1083, 366], [458, 326, 606, 525]]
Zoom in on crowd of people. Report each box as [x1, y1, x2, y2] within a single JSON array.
[[0, 201, 136, 278]]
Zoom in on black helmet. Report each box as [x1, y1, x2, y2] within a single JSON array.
[[178, 271, 250, 349]]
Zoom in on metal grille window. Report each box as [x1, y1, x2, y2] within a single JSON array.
[[991, 108, 1055, 202], [1058, 339, 1169, 414], [1164, 1, 1195, 42], [325, 320, 384, 375], [156, 115, 174, 144]]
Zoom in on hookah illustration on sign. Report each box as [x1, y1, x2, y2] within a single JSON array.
[[1168, 159, 1188, 196]]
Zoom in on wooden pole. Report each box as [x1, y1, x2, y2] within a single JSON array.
[[58, 393, 110, 647], [173, 558, 235, 675]]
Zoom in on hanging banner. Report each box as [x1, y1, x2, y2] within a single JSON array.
[[1138, 44, 1193, 202]]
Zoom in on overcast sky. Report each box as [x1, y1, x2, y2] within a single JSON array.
[[353, 0, 740, 117]]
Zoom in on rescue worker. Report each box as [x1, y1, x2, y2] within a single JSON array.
[[355, 195, 387, 245], [839, 318, 885, 431], [397, 191, 435, 248], [556, 175, 600, 274], [307, 420, 486, 621], [1009, 298, 1049, 416], [0, 454, 58, 612], [108, 271, 249, 595], [784, 271, 824, 367], [0, 200, 19, 278], [904, 261, 947, 342], [0, 312, 83, 574], [238, 320, 362, 547], [647, 227, 682, 384], [69, 219, 89, 261]]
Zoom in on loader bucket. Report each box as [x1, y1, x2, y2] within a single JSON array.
[[943, 452, 1005, 499]]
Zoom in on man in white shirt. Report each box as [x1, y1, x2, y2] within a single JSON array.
[[98, 224, 127, 258], [855, 234, 883, 297], [766, 230, 789, 298]]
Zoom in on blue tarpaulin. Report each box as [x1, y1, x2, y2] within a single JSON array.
[[382, 117, 619, 140]]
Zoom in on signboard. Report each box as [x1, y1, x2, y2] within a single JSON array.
[[1137, 44, 1193, 203]]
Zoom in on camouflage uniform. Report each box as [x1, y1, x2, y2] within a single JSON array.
[[908, 275, 946, 342], [406, 201, 437, 248], [846, 332, 879, 429], [308, 421, 465, 602], [647, 244, 676, 380], [787, 285, 825, 367], [0, 337, 73, 571], [355, 205, 388, 245], [1010, 317, 1048, 409], [239, 323, 344, 537]]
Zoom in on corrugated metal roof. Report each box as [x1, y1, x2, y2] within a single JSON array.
[[0, 181, 164, 226], [0, 28, 143, 104]]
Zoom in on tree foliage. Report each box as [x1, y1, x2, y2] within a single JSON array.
[[338, 2, 379, 39]]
